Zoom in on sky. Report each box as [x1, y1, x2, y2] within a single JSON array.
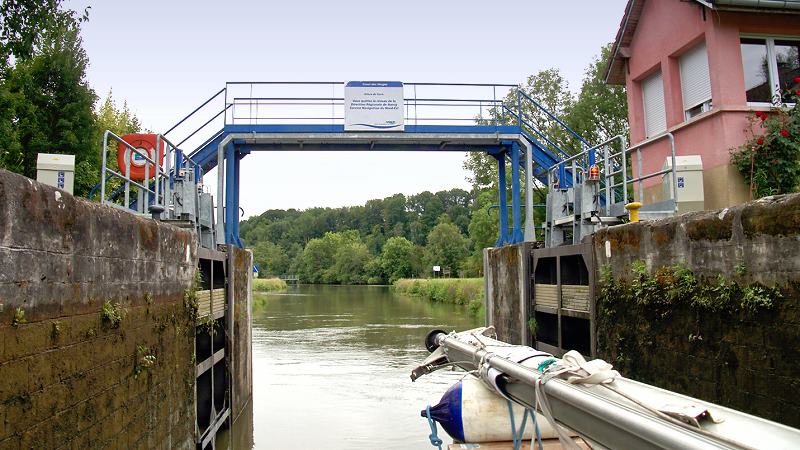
[[66, 0, 628, 217]]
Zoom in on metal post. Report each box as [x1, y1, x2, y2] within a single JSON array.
[[101, 131, 108, 204], [516, 89, 522, 129], [495, 153, 508, 247], [144, 153, 150, 214], [668, 133, 678, 211], [216, 142, 226, 246], [510, 142, 523, 244], [153, 135, 161, 214], [233, 153, 241, 242], [523, 140, 535, 242], [637, 148, 643, 202], [622, 136, 629, 207], [225, 143, 236, 245], [165, 136, 172, 214], [124, 148, 131, 210], [604, 145, 611, 215]]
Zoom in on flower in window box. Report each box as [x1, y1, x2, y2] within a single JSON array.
[[780, 129, 790, 138], [757, 137, 765, 145]]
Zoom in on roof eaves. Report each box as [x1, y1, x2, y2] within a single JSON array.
[[604, 0, 641, 85]]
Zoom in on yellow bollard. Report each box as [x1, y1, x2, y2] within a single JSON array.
[[625, 202, 642, 223]]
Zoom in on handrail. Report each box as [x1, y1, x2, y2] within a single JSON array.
[[629, 132, 677, 209], [518, 90, 591, 147], [164, 87, 226, 136]]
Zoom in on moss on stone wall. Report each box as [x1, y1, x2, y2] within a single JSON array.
[[596, 261, 800, 427]]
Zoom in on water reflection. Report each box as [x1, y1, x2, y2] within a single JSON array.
[[221, 284, 480, 449]]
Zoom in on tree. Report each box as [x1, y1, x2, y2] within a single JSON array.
[[88, 90, 143, 199], [380, 236, 417, 283], [333, 240, 372, 285], [252, 240, 290, 277], [424, 215, 469, 275], [1, 1, 88, 71], [0, 21, 97, 195], [566, 43, 628, 151]]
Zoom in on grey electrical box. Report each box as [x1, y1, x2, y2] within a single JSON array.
[[663, 155, 704, 213], [36, 153, 75, 195]]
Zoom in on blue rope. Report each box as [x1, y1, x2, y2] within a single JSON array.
[[424, 405, 443, 450], [507, 400, 521, 450], [531, 408, 544, 450], [508, 399, 545, 450]]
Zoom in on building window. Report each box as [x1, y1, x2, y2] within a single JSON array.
[[740, 37, 800, 105], [680, 42, 713, 121], [642, 70, 667, 138]]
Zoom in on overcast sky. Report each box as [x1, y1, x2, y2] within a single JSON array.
[[66, 0, 627, 216]]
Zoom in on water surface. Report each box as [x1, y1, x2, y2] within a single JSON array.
[[221, 284, 481, 449]]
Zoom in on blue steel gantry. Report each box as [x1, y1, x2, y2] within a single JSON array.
[[104, 82, 628, 248]]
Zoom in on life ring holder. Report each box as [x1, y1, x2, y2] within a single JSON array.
[[116, 134, 165, 181]]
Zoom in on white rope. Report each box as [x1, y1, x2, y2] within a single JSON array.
[[535, 350, 620, 450]]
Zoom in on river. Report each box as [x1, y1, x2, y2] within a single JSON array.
[[219, 284, 481, 449]]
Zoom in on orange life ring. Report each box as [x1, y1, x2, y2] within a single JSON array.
[[116, 134, 165, 181]]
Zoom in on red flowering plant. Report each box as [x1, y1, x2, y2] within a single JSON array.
[[731, 79, 800, 198]]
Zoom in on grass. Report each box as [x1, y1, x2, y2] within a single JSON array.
[[253, 277, 288, 292], [393, 278, 485, 317]]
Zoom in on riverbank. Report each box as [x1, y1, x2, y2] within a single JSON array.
[[393, 278, 484, 317], [253, 277, 288, 292]]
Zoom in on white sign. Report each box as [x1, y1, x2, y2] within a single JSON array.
[[344, 81, 404, 132], [433, 266, 441, 272]]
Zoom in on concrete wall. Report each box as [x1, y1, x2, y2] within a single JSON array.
[[484, 244, 529, 345], [230, 247, 253, 421], [593, 193, 800, 427], [0, 169, 197, 449]]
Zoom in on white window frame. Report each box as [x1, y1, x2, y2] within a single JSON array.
[[740, 34, 799, 107], [679, 43, 713, 121], [642, 70, 667, 138]]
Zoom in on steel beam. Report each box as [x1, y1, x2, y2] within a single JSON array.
[[495, 153, 508, 247], [510, 142, 523, 244]]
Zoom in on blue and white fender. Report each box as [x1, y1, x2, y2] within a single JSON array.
[[424, 376, 560, 443]]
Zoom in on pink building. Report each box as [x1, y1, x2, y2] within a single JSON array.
[[605, 0, 799, 210]]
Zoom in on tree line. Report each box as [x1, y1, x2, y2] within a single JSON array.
[[240, 189, 478, 283]]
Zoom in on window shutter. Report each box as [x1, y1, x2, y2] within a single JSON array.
[[680, 43, 712, 110], [642, 71, 666, 138]]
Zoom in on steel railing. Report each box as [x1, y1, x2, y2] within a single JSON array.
[[544, 131, 678, 215], [99, 131, 203, 217]]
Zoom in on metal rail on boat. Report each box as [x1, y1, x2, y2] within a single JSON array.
[[412, 327, 800, 450]]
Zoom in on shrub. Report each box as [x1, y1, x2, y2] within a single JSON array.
[[730, 85, 800, 198]]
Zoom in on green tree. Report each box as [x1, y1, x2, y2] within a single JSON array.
[[1, 22, 97, 195], [380, 236, 417, 283], [566, 43, 628, 150], [333, 240, 372, 284], [252, 240, 290, 277], [1, 0, 87, 70], [424, 215, 469, 275]]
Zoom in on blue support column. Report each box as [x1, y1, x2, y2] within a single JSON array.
[[224, 142, 236, 245], [494, 152, 508, 247], [233, 152, 242, 246], [510, 142, 524, 244]]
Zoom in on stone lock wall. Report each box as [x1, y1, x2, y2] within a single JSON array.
[[593, 193, 800, 427], [484, 244, 529, 345], [0, 170, 198, 449]]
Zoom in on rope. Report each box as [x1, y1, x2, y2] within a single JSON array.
[[535, 350, 620, 450], [424, 405, 443, 450], [507, 400, 544, 450]]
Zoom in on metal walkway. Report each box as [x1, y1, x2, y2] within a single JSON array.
[[163, 82, 594, 247]]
